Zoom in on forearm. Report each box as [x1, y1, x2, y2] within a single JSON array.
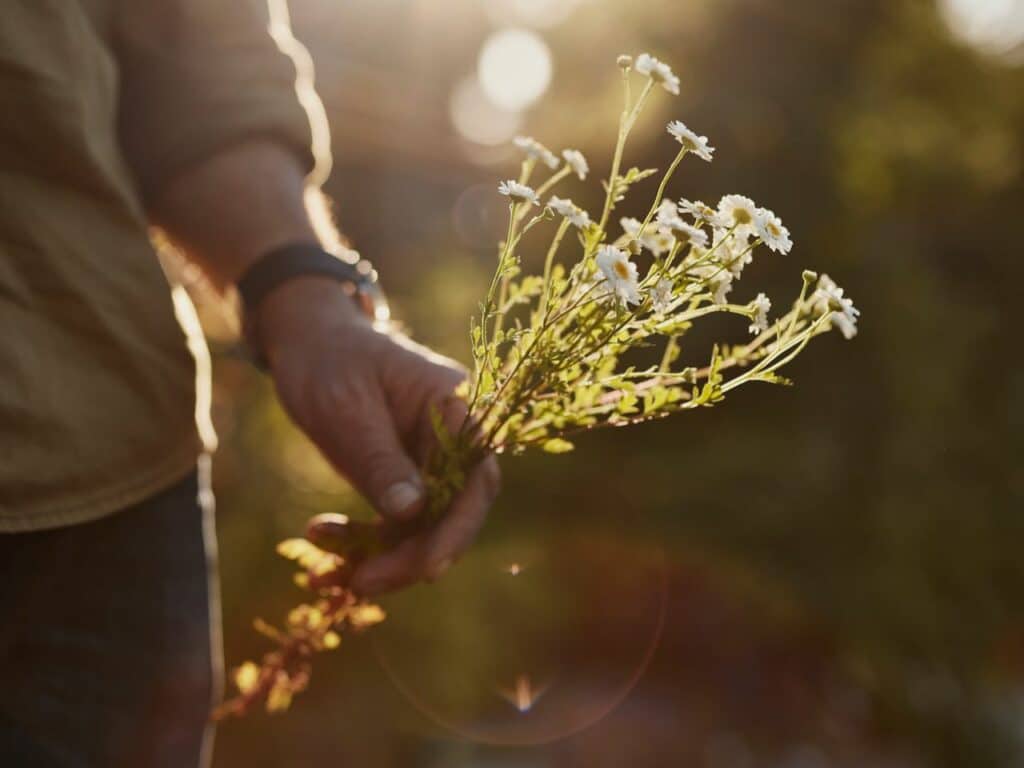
[[150, 139, 325, 291]]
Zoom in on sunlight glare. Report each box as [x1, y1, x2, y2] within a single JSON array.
[[940, 0, 1024, 62], [450, 76, 522, 146], [477, 28, 553, 111]]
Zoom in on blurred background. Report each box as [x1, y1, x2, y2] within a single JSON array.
[[208, 0, 1024, 765]]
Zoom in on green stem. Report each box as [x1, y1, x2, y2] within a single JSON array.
[[464, 204, 518, 428], [519, 157, 537, 185], [535, 166, 572, 205], [598, 79, 655, 236], [659, 335, 680, 373], [538, 219, 571, 321], [491, 206, 525, 348], [635, 146, 688, 243]]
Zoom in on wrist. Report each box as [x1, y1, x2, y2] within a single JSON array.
[[236, 242, 387, 369], [254, 276, 367, 371]]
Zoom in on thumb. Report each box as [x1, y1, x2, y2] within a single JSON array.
[[328, 400, 426, 521]]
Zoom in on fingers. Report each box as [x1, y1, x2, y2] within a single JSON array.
[[423, 454, 500, 572], [347, 533, 429, 596], [316, 391, 426, 521], [348, 455, 500, 596], [282, 326, 498, 595]]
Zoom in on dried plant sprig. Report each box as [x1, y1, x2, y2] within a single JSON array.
[[216, 51, 859, 719]]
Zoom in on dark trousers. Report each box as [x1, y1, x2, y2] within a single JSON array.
[[0, 459, 222, 767]]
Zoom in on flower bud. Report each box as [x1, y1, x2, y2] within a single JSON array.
[[627, 239, 642, 256], [617, 55, 633, 71], [802, 269, 819, 285]]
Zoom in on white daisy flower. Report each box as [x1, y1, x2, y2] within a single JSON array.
[[595, 245, 642, 306], [813, 275, 860, 339], [682, 241, 708, 266], [717, 194, 761, 237], [749, 292, 771, 335], [562, 149, 589, 180], [548, 196, 592, 230], [667, 220, 709, 249], [651, 277, 675, 314], [710, 228, 753, 278], [646, 230, 677, 257], [499, 180, 539, 206], [657, 203, 709, 248], [621, 216, 642, 236], [622, 215, 677, 257], [713, 278, 733, 305], [655, 199, 680, 227], [666, 121, 714, 162], [679, 199, 727, 228], [635, 53, 680, 95], [690, 262, 734, 305], [513, 136, 560, 170], [755, 208, 793, 255], [711, 272, 738, 304], [678, 199, 706, 217]]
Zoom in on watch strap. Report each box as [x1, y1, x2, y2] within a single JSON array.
[[236, 242, 378, 369], [237, 243, 374, 316]]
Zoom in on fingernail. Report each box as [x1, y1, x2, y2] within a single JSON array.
[[382, 481, 423, 517], [427, 557, 453, 582]]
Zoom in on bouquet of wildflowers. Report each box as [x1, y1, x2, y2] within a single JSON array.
[[214, 52, 860, 719]]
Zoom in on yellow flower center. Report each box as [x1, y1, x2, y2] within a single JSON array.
[[613, 260, 630, 280], [733, 209, 752, 225]]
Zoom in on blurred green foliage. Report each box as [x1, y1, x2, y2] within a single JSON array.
[[211, 1, 1024, 765]]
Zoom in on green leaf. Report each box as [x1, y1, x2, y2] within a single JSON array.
[[616, 392, 640, 415], [429, 405, 455, 452], [542, 438, 575, 454]]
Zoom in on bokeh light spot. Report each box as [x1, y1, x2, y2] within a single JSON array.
[[450, 76, 522, 146], [940, 0, 1024, 62], [477, 28, 553, 111]]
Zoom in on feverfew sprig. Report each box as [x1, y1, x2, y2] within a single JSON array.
[[667, 120, 714, 162], [635, 53, 680, 95], [514, 135, 560, 170], [562, 149, 590, 180], [219, 52, 860, 720], [498, 179, 539, 206]]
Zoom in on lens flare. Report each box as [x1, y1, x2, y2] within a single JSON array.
[[371, 526, 667, 746]]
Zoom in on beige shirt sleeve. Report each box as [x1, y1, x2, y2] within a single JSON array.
[[114, 0, 323, 203]]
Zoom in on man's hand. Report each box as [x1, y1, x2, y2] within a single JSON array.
[[150, 139, 495, 593], [256, 276, 500, 596]]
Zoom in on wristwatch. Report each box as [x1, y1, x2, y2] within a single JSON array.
[[236, 242, 391, 369]]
